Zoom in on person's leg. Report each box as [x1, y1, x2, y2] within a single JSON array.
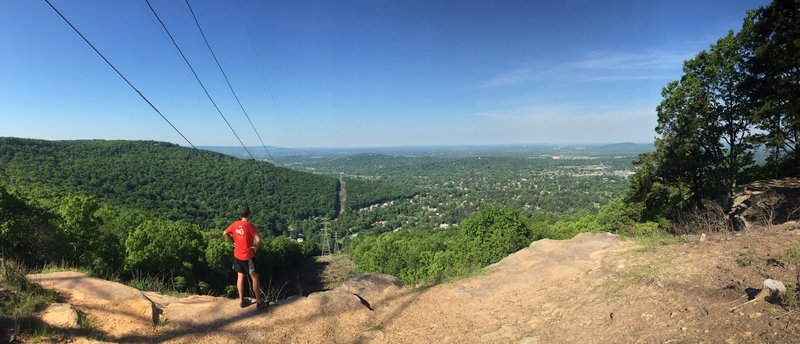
[[251, 272, 261, 304], [237, 272, 245, 302]]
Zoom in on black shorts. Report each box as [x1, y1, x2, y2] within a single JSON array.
[[232, 258, 258, 274]]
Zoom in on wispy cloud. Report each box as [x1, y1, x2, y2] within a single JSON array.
[[565, 51, 687, 70], [482, 50, 691, 88]]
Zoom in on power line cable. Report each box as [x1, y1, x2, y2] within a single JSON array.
[[43, 0, 198, 150], [144, 0, 256, 160], [185, 0, 275, 164]]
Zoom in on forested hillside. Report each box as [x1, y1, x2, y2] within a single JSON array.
[[0, 138, 337, 228], [0, 137, 340, 297]]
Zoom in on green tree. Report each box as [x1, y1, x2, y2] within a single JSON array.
[[124, 219, 204, 285], [685, 32, 755, 203], [628, 28, 757, 220], [56, 195, 124, 274], [458, 204, 532, 268], [57, 195, 101, 262], [203, 233, 233, 291], [0, 184, 61, 265], [742, 0, 800, 175]]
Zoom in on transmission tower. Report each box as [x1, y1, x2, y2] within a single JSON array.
[[321, 225, 331, 256], [333, 231, 340, 254]]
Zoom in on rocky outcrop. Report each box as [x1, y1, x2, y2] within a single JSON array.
[[28, 271, 159, 339], [39, 303, 80, 329], [305, 273, 402, 313], [729, 178, 800, 230], [27, 270, 404, 335]]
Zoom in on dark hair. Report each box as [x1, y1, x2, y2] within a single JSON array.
[[240, 206, 251, 218]]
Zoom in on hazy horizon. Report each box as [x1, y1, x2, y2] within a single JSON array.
[[0, 135, 654, 150]]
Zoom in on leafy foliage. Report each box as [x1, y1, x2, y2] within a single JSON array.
[[0, 260, 58, 339], [0, 183, 62, 265], [627, 0, 800, 221], [56, 195, 122, 275], [350, 198, 668, 286], [458, 204, 534, 268], [0, 138, 337, 228], [743, 0, 800, 173], [124, 220, 204, 286]]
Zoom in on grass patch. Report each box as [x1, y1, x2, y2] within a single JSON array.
[[736, 249, 756, 267], [77, 310, 92, 330], [0, 259, 58, 340], [632, 231, 677, 252], [124, 272, 173, 294], [24, 324, 65, 342], [602, 254, 674, 302], [40, 261, 93, 276], [780, 285, 797, 305], [604, 264, 660, 301]]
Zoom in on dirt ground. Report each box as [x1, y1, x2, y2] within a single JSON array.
[[27, 225, 800, 343]]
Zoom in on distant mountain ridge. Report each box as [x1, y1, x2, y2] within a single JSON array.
[[0, 137, 337, 228], [597, 142, 655, 151], [202, 142, 655, 159]]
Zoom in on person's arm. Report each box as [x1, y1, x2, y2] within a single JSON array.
[[223, 228, 234, 243], [252, 232, 261, 251]]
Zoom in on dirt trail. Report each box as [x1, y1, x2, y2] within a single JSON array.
[[29, 229, 800, 343]]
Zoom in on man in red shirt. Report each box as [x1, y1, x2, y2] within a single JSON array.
[[223, 206, 266, 309]]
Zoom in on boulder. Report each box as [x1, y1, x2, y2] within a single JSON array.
[[305, 273, 403, 313], [729, 178, 800, 230], [39, 303, 80, 329], [763, 279, 786, 293], [28, 271, 158, 325], [338, 273, 403, 298]]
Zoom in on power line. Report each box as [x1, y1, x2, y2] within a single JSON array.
[[144, 0, 256, 161], [43, 0, 198, 150], [185, 0, 275, 164]]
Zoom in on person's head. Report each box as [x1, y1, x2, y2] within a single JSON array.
[[240, 206, 251, 219]]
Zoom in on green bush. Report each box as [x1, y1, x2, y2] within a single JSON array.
[[57, 195, 124, 275], [259, 236, 304, 275], [352, 205, 536, 285], [0, 185, 62, 265], [124, 219, 203, 287], [458, 204, 533, 268], [203, 233, 232, 290], [0, 260, 57, 338], [352, 229, 455, 285], [630, 221, 660, 236]]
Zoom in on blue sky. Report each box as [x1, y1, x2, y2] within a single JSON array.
[[0, 0, 769, 148]]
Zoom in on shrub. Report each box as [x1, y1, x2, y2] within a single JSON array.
[[458, 204, 533, 268], [124, 219, 203, 288], [0, 260, 57, 338], [0, 186, 62, 265]]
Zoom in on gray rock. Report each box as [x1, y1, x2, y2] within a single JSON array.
[[763, 279, 786, 293]]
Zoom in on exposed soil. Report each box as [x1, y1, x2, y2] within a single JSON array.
[[27, 225, 800, 343]]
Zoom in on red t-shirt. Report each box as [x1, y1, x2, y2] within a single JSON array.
[[224, 220, 259, 260]]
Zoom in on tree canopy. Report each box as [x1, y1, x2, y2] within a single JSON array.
[[627, 0, 800, 221], [0, 138, 338, 228]]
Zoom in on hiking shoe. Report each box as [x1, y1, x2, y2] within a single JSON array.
[[256, 301, 268, 310], [240, 299, 252, 308]]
